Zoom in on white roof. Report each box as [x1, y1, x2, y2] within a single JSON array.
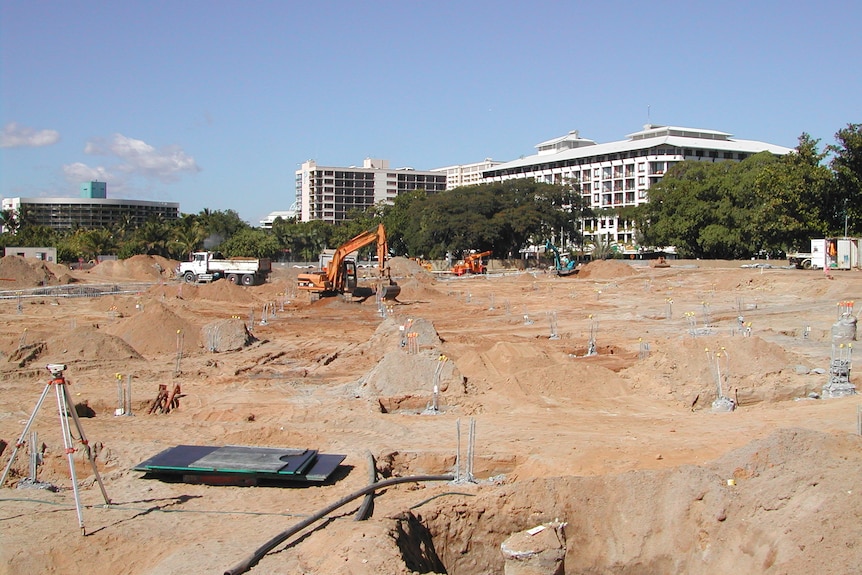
[[489, 126, 792, 173]]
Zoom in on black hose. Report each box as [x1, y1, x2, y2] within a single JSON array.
[[224, 474, 454, 575], [354, 451, 377, 521]]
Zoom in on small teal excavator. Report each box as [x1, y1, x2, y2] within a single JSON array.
[[545, 240, 579, 276]]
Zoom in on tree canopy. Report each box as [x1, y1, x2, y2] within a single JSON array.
[[636, 123, 862, 258]]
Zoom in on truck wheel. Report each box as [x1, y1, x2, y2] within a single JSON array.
[[183, 271, 196, 284], [227, 274, 239, 284], [241, 274, 255, 286], [802, 260, 812, 270]]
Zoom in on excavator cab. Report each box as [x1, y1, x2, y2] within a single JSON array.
[[343, 260, 357, 291]]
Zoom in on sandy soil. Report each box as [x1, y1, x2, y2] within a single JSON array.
[[1, 255, 861, 574]]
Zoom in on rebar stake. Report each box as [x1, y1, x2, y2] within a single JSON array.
[[548, 310, 559, 340], [707, 347, 735, 412], [585, 315, 598, 356], [173, 329, 184, 377], [454, 418, 477, 484], [638, 338, 650, 360]]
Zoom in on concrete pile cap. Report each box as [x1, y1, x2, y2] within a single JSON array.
[[501, 522, 566, 559]]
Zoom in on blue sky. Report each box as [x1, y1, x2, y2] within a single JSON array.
[[2, 0, 860, 225]]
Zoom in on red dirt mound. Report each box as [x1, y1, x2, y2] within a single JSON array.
[[104, 300, 201, 357], [0, 255, 74, 289], [88, 255, 177, 281], [577, 259, 638, 280]]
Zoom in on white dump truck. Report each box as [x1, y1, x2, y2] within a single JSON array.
[[177, 252, 271, 285]]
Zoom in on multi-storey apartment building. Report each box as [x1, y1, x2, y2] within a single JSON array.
[[1, 181, 179, 232], [482, 125, 792, 247], [432, 158, 503, 190], [296, 158, 447, 223]]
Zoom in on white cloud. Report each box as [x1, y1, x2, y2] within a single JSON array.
[[0, 122, 60, 148], [85, 133, 200, 182], [62, 162, 114, 184]]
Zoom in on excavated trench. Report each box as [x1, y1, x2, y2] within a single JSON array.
[[389, 472, 729, 575], [387, 429, 860, 575]]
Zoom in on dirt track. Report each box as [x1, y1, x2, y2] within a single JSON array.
[[1, 255, 861, 574]]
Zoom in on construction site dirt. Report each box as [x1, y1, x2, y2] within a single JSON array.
[[1, 254, 861, 574]]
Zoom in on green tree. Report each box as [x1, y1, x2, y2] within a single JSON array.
[[133, 214, 171, 257], [375, 179, 572, 260], [197, 209, 249, 248], [270, 216, 295, 260], [751, 133, 831, 253], [828, 123, 862, 235], [381, 190, 427, 256], [638, 154, 778, 258], [111, 213, 136, 243], [545, 179, 593, 247], [293, 220, 333, 261], [13, 225, 59, 249], [217, 227, 280, 259], [72, 228, 117, 261], [171, 214, 206, 260]]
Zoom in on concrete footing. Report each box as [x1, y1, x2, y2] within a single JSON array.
[[500, 522, 566, 575]]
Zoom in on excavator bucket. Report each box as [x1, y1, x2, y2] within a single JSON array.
[[378, 282, 401, 301]]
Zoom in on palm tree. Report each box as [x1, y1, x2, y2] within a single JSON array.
[[135, 214, 170, 257], [589, 233, 616, 260], [171, 215, 206, 260], [77, 228, 116, 261], [112, 213, 136, 243]]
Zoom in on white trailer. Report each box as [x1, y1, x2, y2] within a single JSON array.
[[177, 252, 271, 285], [788, 238, 861, 270]]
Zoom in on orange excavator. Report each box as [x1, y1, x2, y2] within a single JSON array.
[[297, 223, 400, 300], [452, 250, 492, 276]]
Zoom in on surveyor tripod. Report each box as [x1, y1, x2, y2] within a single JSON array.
[[0, 364, 111, 535]]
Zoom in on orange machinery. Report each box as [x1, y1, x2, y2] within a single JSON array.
[[297, 223, 400, 299], [452, 250, 492, 276]]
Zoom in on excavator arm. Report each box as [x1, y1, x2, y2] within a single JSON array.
[[298, 223, 398, 299], [326, 225, 384, 291], [545, 240, 562, 270], [465, 250, 492, 263]]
